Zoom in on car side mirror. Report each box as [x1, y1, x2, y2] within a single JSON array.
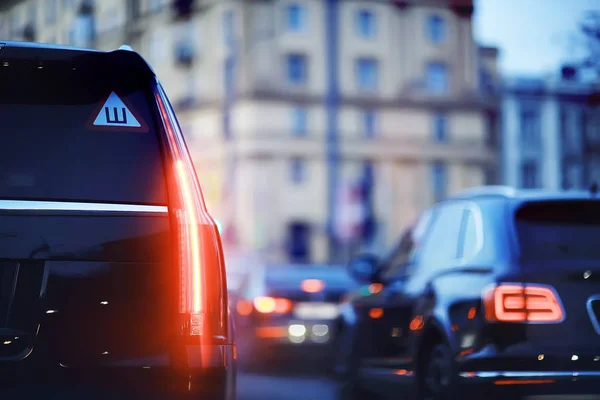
[[348, 254, 381, 284]]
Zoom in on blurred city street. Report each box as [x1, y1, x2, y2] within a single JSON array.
[[2, 0, 600, 399]]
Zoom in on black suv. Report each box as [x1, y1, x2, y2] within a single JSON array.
[[0, 42, 235, 399], [335, 186, 600, 400]]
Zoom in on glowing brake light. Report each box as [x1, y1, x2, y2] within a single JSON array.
[[483, 284, 564, 323], [301, 279, 325, 293], [253, 297, 293, 314], [155, 86, 227, 341]]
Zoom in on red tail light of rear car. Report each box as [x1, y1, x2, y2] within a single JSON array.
[[483, 283, 564, 323]]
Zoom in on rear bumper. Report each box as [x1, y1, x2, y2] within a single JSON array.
[[456, 344, 600, 397], [459, 371, 600, 397], [0, 344, 237, 400]]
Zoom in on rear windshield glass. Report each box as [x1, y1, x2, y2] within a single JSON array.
[[515, 200, 600, 261], [0, 57, 166, 204]]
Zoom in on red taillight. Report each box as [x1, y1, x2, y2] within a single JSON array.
[[300, 279, 325, 293], [236, 300, 253, 316], [483, 283, 564, 323], [253, 297, 293, 314], [155, 86, 227, 341]]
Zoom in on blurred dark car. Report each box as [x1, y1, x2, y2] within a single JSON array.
[[233, 263, 357, 367], [0, 42, 235, 399], [335, 186, 600, 400]]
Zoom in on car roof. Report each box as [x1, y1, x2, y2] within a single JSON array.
[[0, 40, 154, 77], [1, 40, 98, 54], [451, 186, 599, 206]]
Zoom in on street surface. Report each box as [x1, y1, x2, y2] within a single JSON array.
[[235, 343, 338, 400], [238, 372, 337, 400]]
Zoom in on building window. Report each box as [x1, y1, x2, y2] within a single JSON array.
[[427, 15, 445, 44], [427, 62, 448, 94], [286, 4, 306, 32], [290, 157, 306, 183], [431, 161, 447, 203], [291, 107, 308, 137], [521, 161, 538, 189], [356, 58, 378, 91], [362, 110, 376, 138], [432, 113, 448, 142], [356, 9, 375, 38], [520, 110, 539, 148], [287, 222, 311, 263], [286, 54, 308, 85], [46, 0, 57, 24], [223, 10, 235, 46]]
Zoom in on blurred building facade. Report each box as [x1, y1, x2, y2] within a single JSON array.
[[502, 69, 600, 190], [0, 0, 499, 262]]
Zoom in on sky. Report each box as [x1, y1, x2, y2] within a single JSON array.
[[473, 0, 600, 77]]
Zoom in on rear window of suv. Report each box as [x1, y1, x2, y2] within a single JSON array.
[[0, 56, 166, 205], [515, 200, 600, 261]]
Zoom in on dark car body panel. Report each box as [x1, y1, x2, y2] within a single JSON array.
[[337, 189, 600, 399], [0, 41, 235, 399]]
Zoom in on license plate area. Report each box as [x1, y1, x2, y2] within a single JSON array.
[[293, 302, 339, 320]]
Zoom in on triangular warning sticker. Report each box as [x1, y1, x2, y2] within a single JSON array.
[[87, 92, 149, 132]]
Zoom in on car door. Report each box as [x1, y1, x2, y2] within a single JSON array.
[[358, 211, 434, 394], [401, 202, 470, 360]]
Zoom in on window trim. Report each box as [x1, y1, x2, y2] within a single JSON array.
[[456, 203, 485, 264]]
